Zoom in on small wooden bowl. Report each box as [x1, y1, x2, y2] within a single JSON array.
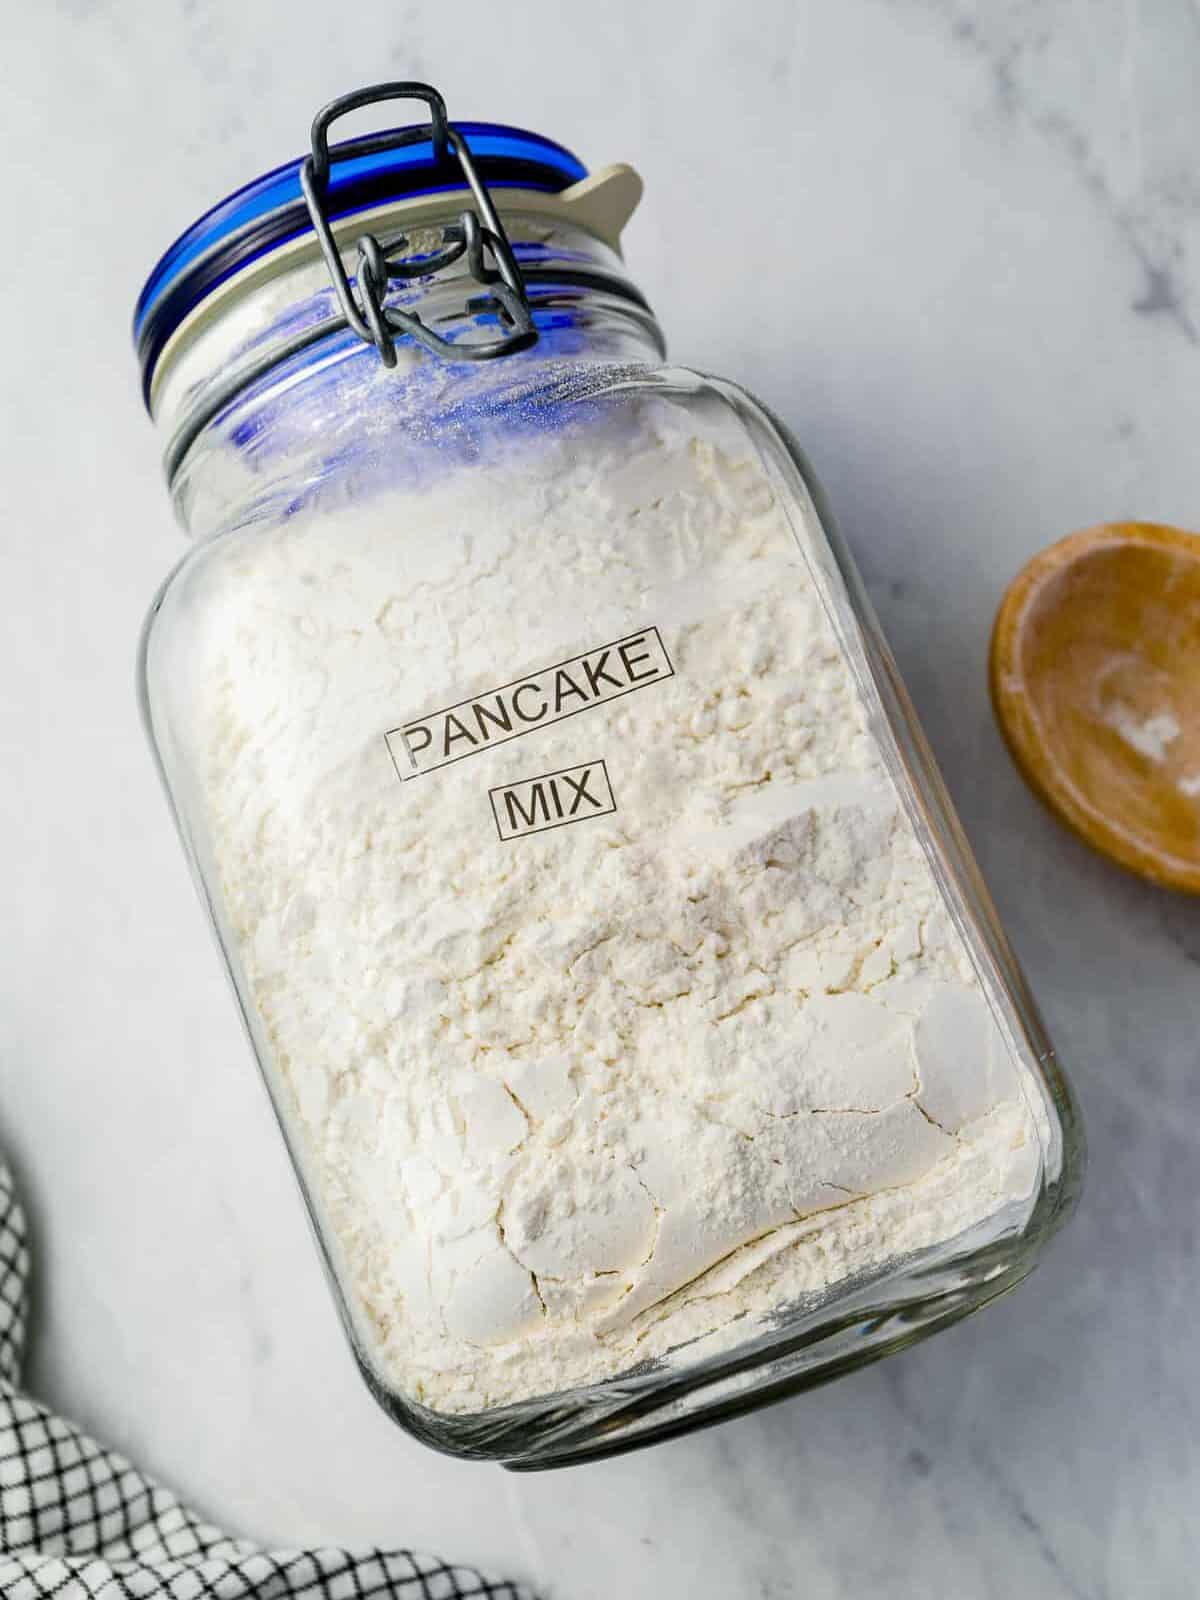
[[990, 521, 1200, 894]]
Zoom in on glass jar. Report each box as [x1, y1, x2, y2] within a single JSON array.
[[136, 84, 1082, 1468]]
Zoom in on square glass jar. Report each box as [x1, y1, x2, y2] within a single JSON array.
[[136, 107, 1082, 1467]]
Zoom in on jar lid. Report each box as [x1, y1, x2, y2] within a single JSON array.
[[133, 122, 589, 400]]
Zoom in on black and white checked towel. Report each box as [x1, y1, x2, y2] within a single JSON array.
[[0, 1161, 537, 1600]]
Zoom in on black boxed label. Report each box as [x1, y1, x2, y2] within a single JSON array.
[[386, 628, 673, 781], [489, 760, 617, 841]]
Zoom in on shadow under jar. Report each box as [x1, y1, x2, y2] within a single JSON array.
[[135, 83, 1082, 1469]]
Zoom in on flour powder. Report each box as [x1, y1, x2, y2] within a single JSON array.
[[176, 388, 1040, 1413]]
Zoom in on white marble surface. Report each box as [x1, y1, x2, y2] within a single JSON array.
[[1, 2, 1198, 1595]]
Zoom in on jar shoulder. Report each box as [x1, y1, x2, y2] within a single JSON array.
[[584, 360, 820, 481], [594, 360, 833, 532]]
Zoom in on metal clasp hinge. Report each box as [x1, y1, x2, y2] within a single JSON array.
[[299, 81, 538, 367]]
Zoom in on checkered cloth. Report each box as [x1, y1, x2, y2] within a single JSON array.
[[0, 1162, 536, 1599]]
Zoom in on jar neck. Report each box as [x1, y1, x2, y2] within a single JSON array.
[[153, 212, 664, 539]]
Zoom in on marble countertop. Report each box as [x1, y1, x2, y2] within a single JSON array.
[[2, 2, 1197, 1595]]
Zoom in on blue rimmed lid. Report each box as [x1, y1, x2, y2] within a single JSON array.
[[133, 123, 589, 404]]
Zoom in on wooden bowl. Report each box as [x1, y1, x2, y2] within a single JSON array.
[[990, 521, 1200, 894]]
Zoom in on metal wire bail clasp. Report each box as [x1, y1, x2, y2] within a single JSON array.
[[299, 82, 539, 366]]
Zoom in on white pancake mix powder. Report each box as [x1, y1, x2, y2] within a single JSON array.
[[179, 391, 1039, 1413]]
